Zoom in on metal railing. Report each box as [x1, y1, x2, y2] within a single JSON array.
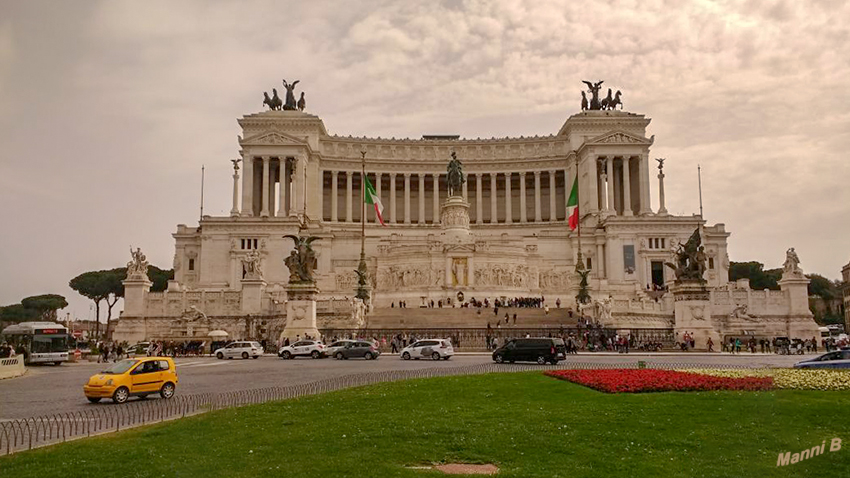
[[0, 360, 759, 456]]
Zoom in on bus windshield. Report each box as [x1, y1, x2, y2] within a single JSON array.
[[31, 334, 69, 353]]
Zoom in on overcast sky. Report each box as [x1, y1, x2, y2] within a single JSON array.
[[1, 0, 848, 322]]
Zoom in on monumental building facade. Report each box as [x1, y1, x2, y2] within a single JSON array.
[[114, 102, 820, 347]]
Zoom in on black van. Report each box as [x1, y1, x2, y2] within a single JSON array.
[[492, 338, 566, 365]]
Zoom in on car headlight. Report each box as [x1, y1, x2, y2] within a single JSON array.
[[106, 379, 113, 386]]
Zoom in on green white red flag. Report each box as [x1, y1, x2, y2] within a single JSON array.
[[567, 176, 579, 230], [364, 175, 386, 226]]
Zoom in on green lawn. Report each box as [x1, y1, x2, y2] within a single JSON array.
[[2, 372, 849, 478]]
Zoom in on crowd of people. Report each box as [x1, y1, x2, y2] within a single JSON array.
[[0, 342, 17, 358]]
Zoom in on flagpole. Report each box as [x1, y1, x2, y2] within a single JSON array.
[[575, 155, 583, 273]]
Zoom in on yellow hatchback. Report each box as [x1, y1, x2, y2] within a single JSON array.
[[83, 357, 178, 404]]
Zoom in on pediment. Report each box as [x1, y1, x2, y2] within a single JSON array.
[[443, 243, 476, 253], [240, 131, 307, 146], [586, 130, 652, 146]]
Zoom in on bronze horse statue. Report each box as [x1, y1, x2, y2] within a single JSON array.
[[601, 89, 623, 110], [263, 89, 283, 110]]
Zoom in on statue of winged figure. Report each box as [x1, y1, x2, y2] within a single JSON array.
[[283, 235, 320, 283]]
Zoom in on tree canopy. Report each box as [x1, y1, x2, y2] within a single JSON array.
[[728, 262, 782, 290], [0, 294, 68, 323], [148, 266, 174, 292]]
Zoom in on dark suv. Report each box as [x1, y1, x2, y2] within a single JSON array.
[[492, 338, 566, 365]]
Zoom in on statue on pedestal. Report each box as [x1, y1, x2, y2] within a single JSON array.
[[283, 235, 320, 283], [582, 80, 604, 110], [446, 151, 465, 197], [665, 228, 706, 283], [730, 303, 758, 322], [241, 250, 263, 280], [126, 246, 150, 279], [783, 248, 803, 278]]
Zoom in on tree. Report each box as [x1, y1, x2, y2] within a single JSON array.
[[69, 269, 124, 339], [728, 262, 781, 290], [0, 303, 40, 323], [20, 294, 68, 321], [147, 266, 174, 292], [807, 274, 839, 300]]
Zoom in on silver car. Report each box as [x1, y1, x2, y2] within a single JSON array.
[[325, 340, 357, 358], [794, 349, 850, 369], [214, 341, 263, 360], [401, 339, 454, 360]]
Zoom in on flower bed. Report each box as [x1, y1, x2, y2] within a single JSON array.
[[678, 368, 850, 391], [545, 369, 773, 393]]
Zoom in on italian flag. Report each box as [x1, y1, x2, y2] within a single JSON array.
[[567, 176, 579, 230], [364, 175, 386, 226]]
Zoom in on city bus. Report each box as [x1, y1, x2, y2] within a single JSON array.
[[1, 322, 70, 365]]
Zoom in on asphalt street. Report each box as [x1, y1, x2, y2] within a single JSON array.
[[0, 353, 808, 420]]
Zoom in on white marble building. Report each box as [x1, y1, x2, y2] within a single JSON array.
[[114, 106, 819, 345]]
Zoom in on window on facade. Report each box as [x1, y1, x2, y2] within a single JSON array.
[[647, 238, 667, 250], [587, 257, 592, 270], [188, 259, 195, 271], [239, 238, 259, 250], [708, 257, 715, 270]]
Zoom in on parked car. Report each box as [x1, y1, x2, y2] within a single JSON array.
[[83, 357, 178, 404], [492, 338, 566, 365], [126, 342, 151, 356], [325, 340, 357, 358], [794, 349, 850, 369], [333, 341, 381, 360], [214, 341, 263, 360], [400, 339, 454, 360], [278, 340, 326, 359]]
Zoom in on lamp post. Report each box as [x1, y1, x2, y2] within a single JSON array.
[[355, 151, 371, 304]]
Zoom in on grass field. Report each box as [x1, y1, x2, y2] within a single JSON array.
[[1, 372, 848, 477]]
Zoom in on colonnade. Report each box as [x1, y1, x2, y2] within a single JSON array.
[[321, 170, 571, 225], [235, 156, 301, 218], [595, 155, 651, 216]]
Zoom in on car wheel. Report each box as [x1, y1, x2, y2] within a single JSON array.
[[494, 355, 504, 364], [431, 352, 441, 361], [87, 397, 101, 403], [112, 386, 129, 404], [216, 352, 223, 360], [160, 382, 175, 399], [282, 351, 292, 360], [54, 361, 63, 366], [364, 352, 373, 360], [335, 352, 344, 360], [242, 352, 249, 359], [550, 360, 559, 365], [252, 355, 259, 359], [537, 356, 547, 365], [402, 352, 411, 360], [311, 350, 320, 359], [443, 356, 451, 360]]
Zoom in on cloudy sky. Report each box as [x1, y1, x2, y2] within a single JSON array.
[[1, 0, 848, 321]]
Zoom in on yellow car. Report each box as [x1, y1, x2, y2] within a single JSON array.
[[83, 357, 178, 404]]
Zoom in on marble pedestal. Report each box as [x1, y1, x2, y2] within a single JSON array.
[[282, 282, 320, 341], [671, 281, 720, 350], [241, 278, 267, 314]]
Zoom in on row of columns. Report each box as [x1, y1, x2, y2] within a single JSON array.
[[596, 155, 652, 217], [325, 170, 570, 224], [235, 156, 302, 218]]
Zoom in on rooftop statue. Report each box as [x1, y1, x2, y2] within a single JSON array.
[[284, 235, 320, 283], [297, 92, 306, 112], [127, 246, 149, 279], [263, 88, 282, 110], [665, 228, 707, 282], [582, 80, 604, 110], [446, 151, 465, 197], [783, 247, 803, 278], [581, 81, 623, 111], [281, 79, 300, 111]]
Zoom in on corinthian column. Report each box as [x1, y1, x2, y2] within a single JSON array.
[[504, 172, 513, 224], [658, 162, 668, 215], [533, 171, 541, 222], [345, 171, 353, 222], [331, 171, 338, 222], [374, 172, 382, 224], [230, 165, 240, 217], [606, 157, 614, 214], [418, 174, 426, 224], [390, 173, 397, 223], [432, 173, 440, 223], [490, 173, 498, 223], [475, 173, 483, 224], [623, 157, 633, 216], [260, 156, 270, 217], [548, 170, 557, 221], [519, 172, 527, 223], [404, 173, 411, 224], [241, 155, 254, 216]]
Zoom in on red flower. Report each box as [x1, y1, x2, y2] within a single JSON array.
[[544, 369, 773, 393]]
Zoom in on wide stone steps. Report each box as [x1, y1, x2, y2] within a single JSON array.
[[366, 307, 576, 329]]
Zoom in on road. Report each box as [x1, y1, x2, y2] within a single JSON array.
[[0, 352, 808, 420]]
